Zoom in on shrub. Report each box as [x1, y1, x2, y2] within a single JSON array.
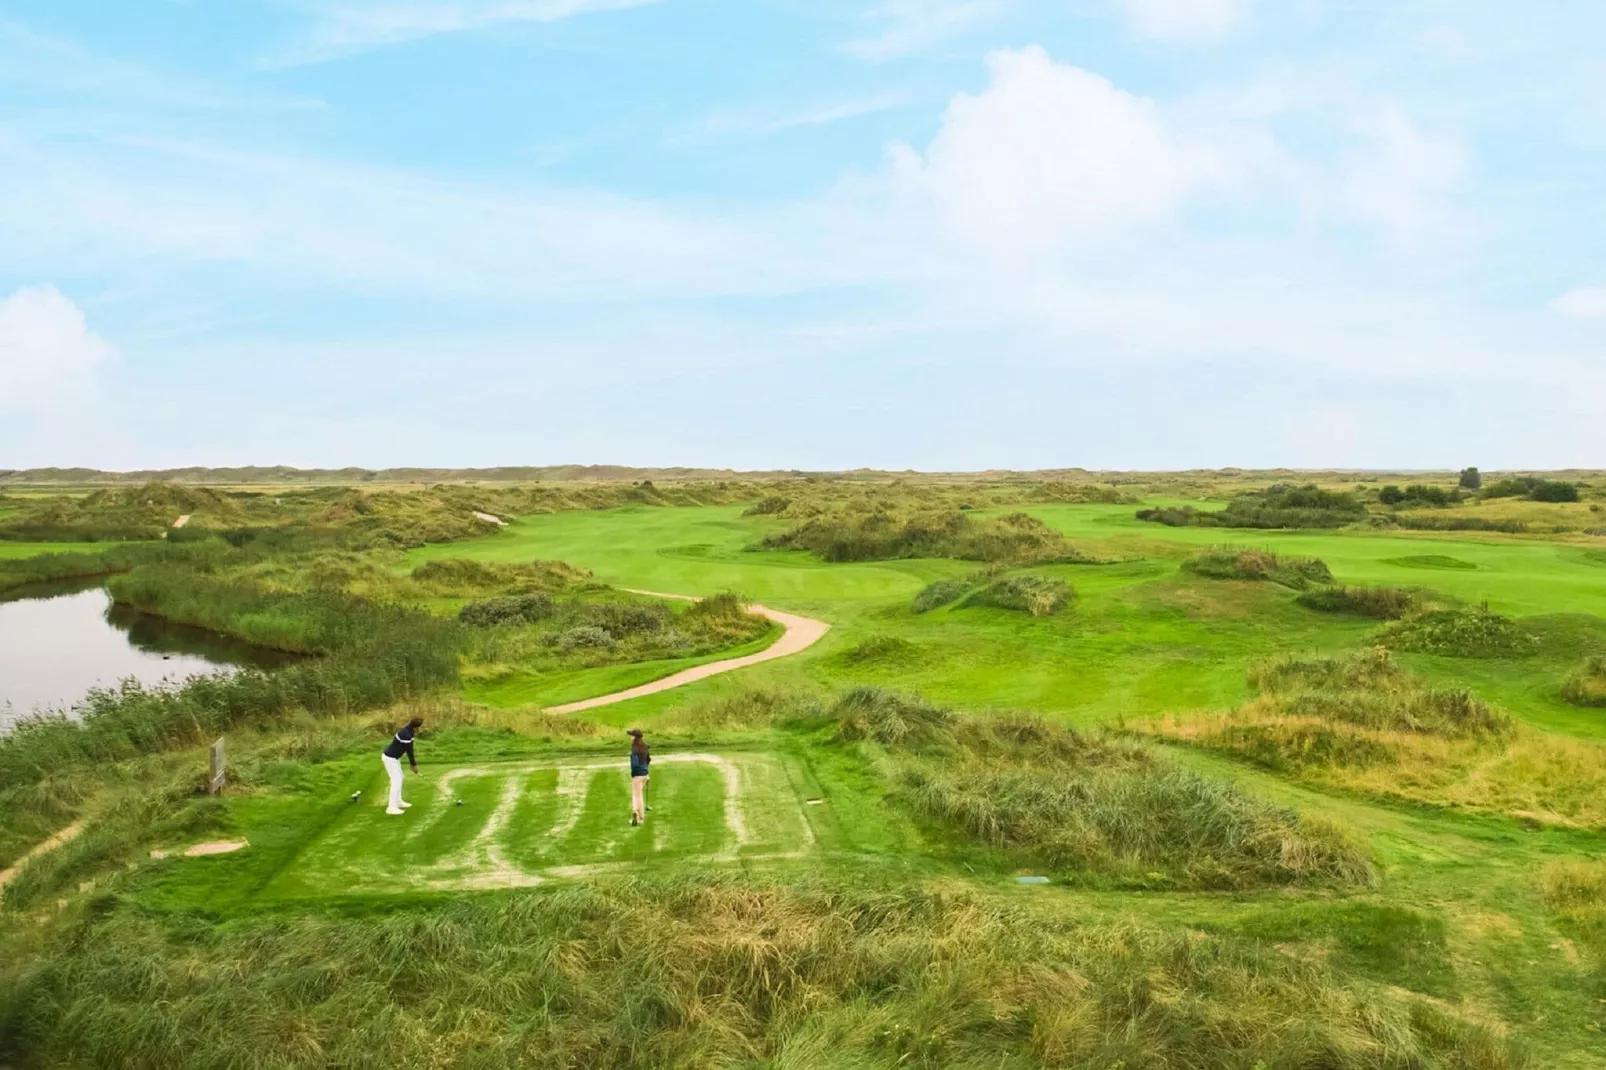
[[1134, 506, 1217, 527], [961, 574, 1075, 616], [1295, 586, 1420, 620], [1183, 548, 1333, 590], [458, 593, 555, 627], [1562, 655, 1606, 708], [911, 578, 969, 613], [1379, 608, 1537, 658], [1459, 467, 1482, 490], [1530, 480, 1581, 503], [555, 625, 614, 651], [1391, 515, 1528, 534], [412, 558, 584, 595]]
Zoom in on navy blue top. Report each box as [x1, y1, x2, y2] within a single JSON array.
[[630, 747, 650, 778], [384, 726, 417, 766]]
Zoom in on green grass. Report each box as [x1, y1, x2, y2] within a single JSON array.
[[10, 487, 1606, 1067]]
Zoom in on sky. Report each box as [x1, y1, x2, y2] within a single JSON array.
[[0, 0, 1602, 471]]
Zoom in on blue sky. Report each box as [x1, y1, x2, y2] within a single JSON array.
[[0, 0, 1602, 471]]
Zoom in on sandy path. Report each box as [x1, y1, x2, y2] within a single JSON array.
[[0, 820, 85, 892], [547, 590, 829, 714]]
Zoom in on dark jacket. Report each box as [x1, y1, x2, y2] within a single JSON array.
[[384, 726, 417, 767], [630, 745, 651, 778]]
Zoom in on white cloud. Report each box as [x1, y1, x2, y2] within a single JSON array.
[[671, 94, 909, 145], [1120, 0, 1253, 42], [842, 0, 1004, 61], [1550, 286, 1606, 319], [269, 0, 661, 65], [0, 285, 116, 408], [1338, 103, 1466, 243], [882, 46, 1236, 252]]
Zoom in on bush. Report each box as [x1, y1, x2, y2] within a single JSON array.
[[1381, 484, 1458, 508], [742, 495, 790, 516], [1530, 480, 1581, 503], [1134, 506, 1216, 527], [1379, 608, 1537, 658], [1391, 515, 1528, 534], [1183, 548, 1333, 590], [1459, 467, 1482, 490], [1295, 586, 1420, 620], [555, 625, 614, 651], [961, 574, 1075, 616], [458, 593, 555, 627], [911, 578, 969, 613], [1562, 655, 1606, 708]]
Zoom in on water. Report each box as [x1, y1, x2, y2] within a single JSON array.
[[0, 579, 297, 729]]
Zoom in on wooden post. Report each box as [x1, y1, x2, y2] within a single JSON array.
[[208, 738, 226, 795]]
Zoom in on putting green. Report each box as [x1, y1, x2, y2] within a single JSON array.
[[264, 752, 815, 897]]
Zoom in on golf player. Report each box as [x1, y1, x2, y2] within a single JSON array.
[[382, 716, 423, 815]]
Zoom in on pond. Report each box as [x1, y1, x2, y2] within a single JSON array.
[[0, 578, 297, 730]]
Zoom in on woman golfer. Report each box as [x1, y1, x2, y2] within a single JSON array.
[[382, 717, 423, 815], [628, 729, 651, 826]]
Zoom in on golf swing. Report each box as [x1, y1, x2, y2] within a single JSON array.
[[382, 716, 423, 815]]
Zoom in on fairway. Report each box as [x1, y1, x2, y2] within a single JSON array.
[[266, 752, 816, 897]]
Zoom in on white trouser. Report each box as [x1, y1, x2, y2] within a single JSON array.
[[382, 754, 406, 811]]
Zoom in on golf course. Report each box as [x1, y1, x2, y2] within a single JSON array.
[[2, 470, 1605, 1067]]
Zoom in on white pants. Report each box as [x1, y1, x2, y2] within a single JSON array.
[[382, 754, 406, 812]]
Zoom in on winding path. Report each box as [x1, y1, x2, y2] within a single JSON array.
[[547, 590, 829, 714], [0, 820, 84, 893]]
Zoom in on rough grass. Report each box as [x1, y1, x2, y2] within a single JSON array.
[[0, 871, 1518, 1070], [1561, 655, 1606, 708], [1538, 860, 1606, 985], [1183, 547, 1334, 590], [1153, 652, 1606, 829], [911, 578, 969, 614], [832, 689, 1373, 890], [1378, 608, 1538, 658], [1295, 585, 1421, 620], [761, 507, 1095, 565], [959, 574, 1075, 617]]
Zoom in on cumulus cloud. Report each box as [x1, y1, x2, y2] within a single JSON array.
[[1550, 286, 1606, 319], [883, 46, 1235, 252], [0, 285, 116, 407], [1120, 0, 1253, 42]]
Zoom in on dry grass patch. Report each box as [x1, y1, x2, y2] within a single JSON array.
[[1149, 651, 1606, 829]]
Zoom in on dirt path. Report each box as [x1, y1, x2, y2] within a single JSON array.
[[0, 820, 85, 892], [547, 590, 829, 714]]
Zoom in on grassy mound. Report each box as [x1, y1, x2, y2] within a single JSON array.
[[1295, 586, 1421, 619], [761, 507, 1093, 564], [831, 689, 1372, 890], [960, 574, 1075, 616], [1379, 608, 1537, 658], [1383, 555, 1477, 571], [1152, 652, 1606, 828], [1539, 860, 1606, 987], [833, 635, 925, 668], [412, 557, 587, 595], [1562, 655, 1606, 708], [0, 872, 1516, 1070], [911, 578, 969, 613], [1183, 547, 1333, 590], [1138, 484, 1367, 530]]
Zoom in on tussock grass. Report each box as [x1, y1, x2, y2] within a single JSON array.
[[1153, 652, 1606, 829], [1379, 608, 1537, 658], [960, 573, 1075, 616], [1183, 547, 1334, 590], [911, 578, 969, 614], [761, 507, 1095, 565], [1138, 484, 1367, 530], [1296, 585, 1422, 620], [831, 689, 1372, 890], [834, 635, 925, 667], [1561, 655, 1606, 708], [0, 872, 1517, 1069]]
